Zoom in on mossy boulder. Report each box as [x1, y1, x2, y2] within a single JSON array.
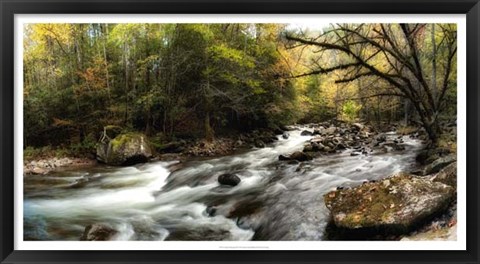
[[96, 132, 152, 166], [324, 174, 454, 233]]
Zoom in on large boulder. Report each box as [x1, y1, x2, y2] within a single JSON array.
[[80, 224, 118, 241], [324, 174, 454, 233], [96, 133, 152, 166]]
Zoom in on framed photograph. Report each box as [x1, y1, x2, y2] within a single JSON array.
[[1, 0, 479, 263]]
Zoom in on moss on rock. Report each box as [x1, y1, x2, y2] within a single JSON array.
[[324, 173, 454, 232], [96, 132, 152, 166]]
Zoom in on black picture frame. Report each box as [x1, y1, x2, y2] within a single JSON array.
[[1, 0, 479, 263]]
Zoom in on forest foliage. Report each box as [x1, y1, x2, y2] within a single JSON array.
[[23, 23, 457, 151]]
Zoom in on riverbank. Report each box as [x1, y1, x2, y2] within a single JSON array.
[[24, 157, 97, 175], [23, 124, 285, 174]]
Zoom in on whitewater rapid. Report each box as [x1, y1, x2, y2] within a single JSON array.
[[24, 128, 422, 241]]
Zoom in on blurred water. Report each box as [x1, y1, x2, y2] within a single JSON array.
[[24, 128, 422, 241]]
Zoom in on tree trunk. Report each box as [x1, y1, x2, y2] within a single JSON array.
[[431, 24, 437, 107], [204, 111, 214, 142], [145, 109, 152, 136], [423, 119, 440, 146], [102, 24, 111, 101], [124, 42, 129, 124], [404, 99, 409, 126], [204, 78, 214, 142]]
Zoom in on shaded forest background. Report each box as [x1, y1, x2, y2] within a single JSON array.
[[23, 23, 457, 156]]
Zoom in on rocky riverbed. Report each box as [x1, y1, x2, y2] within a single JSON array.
[[23, 120, 457, 241]]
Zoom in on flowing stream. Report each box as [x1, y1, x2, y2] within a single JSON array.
[[24, 128, 423, 241]]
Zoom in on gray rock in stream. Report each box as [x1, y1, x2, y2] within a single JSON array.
[[300, 130, 313, 136], [218, 173, 241, 186], [279, 151, 313, 162]]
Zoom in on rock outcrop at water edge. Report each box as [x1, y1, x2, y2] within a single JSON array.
[[80, 224, 118, 241], [324, 173, 455, 233]]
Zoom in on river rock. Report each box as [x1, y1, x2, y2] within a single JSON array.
[[218, 173, 241, 186], [165, 227, 231, 241], [31, 167, 48, 175], [303, 144, 314, 152], [432, 162, 457, 189], [416, 148, 451, 165], [271, 125, 284, 135], [381, 142, 406, 152], [351, 123, 364, 131], [255, 140, 266, 148], [335, 142, 347, 150], [375, 133, 387, 143], [301, 130, 313, 136], [282, 132, 289, 139], [235, 140, 244, 147], [96, 133, 153, 166], [359, 131, 370, 139], [423, 154, 456, 175], [290, 151, 313, 161], [206, 206, 217, 217], [312, 142, 325, 151], [324, 174, 454, 232], [279, 151, 313, 162], [325, 127, 337, 135], [400, 223, 457, 241], [282, 125, 297, 131], [263, 135, 278, 144], [80, 224, 118, 241]]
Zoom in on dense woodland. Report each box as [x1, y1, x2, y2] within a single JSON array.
[[23, 23, 457, 156]]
